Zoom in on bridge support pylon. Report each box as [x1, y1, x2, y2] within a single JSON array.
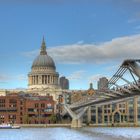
[[64, 104, 88, 128], [71, 118, 82, 128]]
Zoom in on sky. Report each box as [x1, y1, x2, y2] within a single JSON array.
[[0, 0, 140, 90]]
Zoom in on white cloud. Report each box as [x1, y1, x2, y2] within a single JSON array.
[[128, 11, 140, 23], [50, 34, 140, 64], [105, 64, 119, 72], [132, 0, 140, 3], [128, 19, 137, 23], [0, 75, 12, 82], [135, 25, 140, 30], [67, 70, 86, 80], [0, 74, 27, 83], [23, 34, 140, 64], [88, 74, 103, 83], [16, 74, 27, 81], [88, 74, 110, 84], [23, 49, 39, 58], [88, 74, 108, 89]]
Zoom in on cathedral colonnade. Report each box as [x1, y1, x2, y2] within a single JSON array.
[[28, 75, 58, 85]]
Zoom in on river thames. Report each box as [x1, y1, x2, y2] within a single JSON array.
[[0, 127, 140, 140]]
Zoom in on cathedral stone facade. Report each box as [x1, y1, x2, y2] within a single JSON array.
[[27, 38, 61, 100]]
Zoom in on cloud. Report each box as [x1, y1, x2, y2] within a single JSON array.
[[67, 70, 86, 80], [50, 34, 140, 64], [23, 34, 140, 64], [1, 0, 140, 6], [16, 74, 27, 81], [88, 74, 103, 83], [0, 75, 12, 82], [128, 19, 138, 23], [0, 74, 27, 83], [0, 0, 106, 5], [135, 25, 140, 30], [129, 12, 140, 23], [23, 49, 39, 58], [0, 0, 65, 5], [132, 0, 140, 3], [105, 65, 119, 72]]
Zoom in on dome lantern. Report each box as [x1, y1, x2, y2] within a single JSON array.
[[40, 36, 47, 55]]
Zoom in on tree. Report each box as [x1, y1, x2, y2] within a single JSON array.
[[49, 114, 57, 123], [23, 114, 30, 124]]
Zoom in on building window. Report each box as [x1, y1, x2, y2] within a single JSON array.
[[35, 103, 39, 108], [28, 108, 34, 112], [0, 104, 5, 107], [104, 110, 107, 113], [47, 103, 52, 108], [0, 99, 5, 103], [9, 99, 17, 103], [119, 104, 125, 108], [104, 116, 108, 122], [41, 103, 45, 108], [9, 115, 16, 119], [20, 101, 23, 105], [0, 115, 4, 119], [9, 104, 17, 108]]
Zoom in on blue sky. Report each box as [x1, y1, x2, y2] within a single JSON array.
[[0, 0, 140, 90]]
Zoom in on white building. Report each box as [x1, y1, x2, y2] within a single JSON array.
[[27, 38, 62, 100]]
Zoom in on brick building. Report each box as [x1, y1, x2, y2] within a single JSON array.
[[0, 93, 55, 124]]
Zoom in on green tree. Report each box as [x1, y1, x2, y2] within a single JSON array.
[[49, 114, 57, 123], [23, 114, 30, 124]]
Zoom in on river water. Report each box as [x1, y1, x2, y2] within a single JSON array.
[[0, 127, 140, 140]]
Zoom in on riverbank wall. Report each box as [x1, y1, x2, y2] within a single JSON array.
[[18, 124, 71, 128], [15, 123, 140, 128], [89, 123, 140, 127]]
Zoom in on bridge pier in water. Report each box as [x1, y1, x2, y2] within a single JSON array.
[[64, 104, 88, 128], [71, 118, 82, 128]]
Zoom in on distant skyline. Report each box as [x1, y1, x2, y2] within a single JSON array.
[[0, 0, 140, 89]]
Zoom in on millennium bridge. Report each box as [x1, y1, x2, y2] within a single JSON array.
[[63, 59, 140, 128]]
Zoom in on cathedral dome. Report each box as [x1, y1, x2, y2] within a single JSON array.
[[31, 37, 56, 69], [32, 55, 55, 69]]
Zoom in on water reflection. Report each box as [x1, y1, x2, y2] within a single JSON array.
[[0, 127, 140, 140]]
